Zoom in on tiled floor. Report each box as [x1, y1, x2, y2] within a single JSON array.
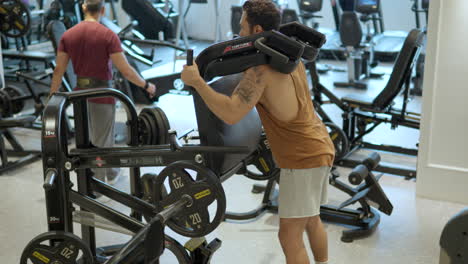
[[1, 58, 466, 264]]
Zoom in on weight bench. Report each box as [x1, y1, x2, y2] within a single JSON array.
[[0, 115, 41, 174], [2, 50, 55, 63], [338, 29, 424, 177], [310, 29, 425, 178], [2, 49, 55, 80]]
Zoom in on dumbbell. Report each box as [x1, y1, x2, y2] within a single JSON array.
[[348, 152, 381, 185]]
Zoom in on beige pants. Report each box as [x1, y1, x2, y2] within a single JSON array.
[[278, 166, 330, 218]]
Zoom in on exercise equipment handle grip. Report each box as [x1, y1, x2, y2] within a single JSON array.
[[254, 37, 289, 64], [187, 49, 194, 66], [348, 164, 369, 185], [43, 169, 57, 191], [363, 152, 381, 170]]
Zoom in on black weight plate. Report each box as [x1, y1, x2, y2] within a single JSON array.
[[149, 107, 170, 145], [0, 91, 6, 116], [155, 107, 171, 144], [4, 85, 25, 114], [153, 161, 226, 238], [139, 113, 153, 145], [142, 114, 154, 145], [0, 89, 12, 117], [141, 108, 160, 145], [151, 109, 164, 145], [20, 231, 93, 264], [324, 122, 349, 161], [0, 0, 32, 38]]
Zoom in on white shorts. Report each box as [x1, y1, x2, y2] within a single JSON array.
[[278, 166, 330, 218]]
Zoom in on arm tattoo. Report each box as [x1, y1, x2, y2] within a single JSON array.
[[233, 67, 264, 104]]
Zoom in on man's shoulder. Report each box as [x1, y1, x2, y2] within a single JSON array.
[[96, 23, 116, 34], [66, 22, 115, 35]]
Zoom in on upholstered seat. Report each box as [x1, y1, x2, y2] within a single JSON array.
[[193, 74, 262, 176]]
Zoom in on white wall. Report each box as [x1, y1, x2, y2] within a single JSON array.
[[184, 0, 420, 41], [43, 0, 420, 41], [416, 0, 468, 203], [185, 0, 239, 41]]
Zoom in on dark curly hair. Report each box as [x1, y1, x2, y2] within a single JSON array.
[[242, 0, 281, 32]]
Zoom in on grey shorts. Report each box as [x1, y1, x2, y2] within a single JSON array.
[[278, 166, 331, 218]]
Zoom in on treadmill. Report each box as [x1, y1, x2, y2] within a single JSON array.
[[319, 0, 407, 62]]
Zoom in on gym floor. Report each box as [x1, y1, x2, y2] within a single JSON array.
[[1, 50, 466, 263]]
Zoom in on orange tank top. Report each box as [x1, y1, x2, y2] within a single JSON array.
[[256, 63, 335, 169]]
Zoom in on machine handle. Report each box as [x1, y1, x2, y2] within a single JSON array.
[[363, 152, 381, 170], [187, 49, 194, 66], [348, 164, 369, 186], [43, 169, 57, 191], [254, 37, 289, 64]]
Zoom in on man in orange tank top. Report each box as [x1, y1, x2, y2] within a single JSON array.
[[182, 1, 335, 263]]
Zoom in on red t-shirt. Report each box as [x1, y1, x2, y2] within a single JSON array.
[[58, 21, 123, 104]]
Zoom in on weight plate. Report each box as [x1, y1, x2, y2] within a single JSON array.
[[148, 107, 170, 145], [20, 231, 93, 264], [0, 0, 32, 38], [149, 107, 167, 145], [324, 122, 349, 161], [141, 108, 160, 145], [153, 161, 226, 238], [3, 85, 25, 114], [0, 89, 12, 117], [148, 111, 160, 145], [139, 113, 153, 145], [155, 107, 171, 144]]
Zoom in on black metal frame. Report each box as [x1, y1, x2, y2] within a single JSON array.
[[0, 71, 53, 174], [0, 128, 41, 174], [307, 61, 419, 178], [41, 88, 252, 262]]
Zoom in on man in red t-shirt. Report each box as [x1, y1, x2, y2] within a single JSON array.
[[50, 0, 156, 185]]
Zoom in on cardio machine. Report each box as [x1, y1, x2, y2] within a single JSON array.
[[333, 0, 384, 90]]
